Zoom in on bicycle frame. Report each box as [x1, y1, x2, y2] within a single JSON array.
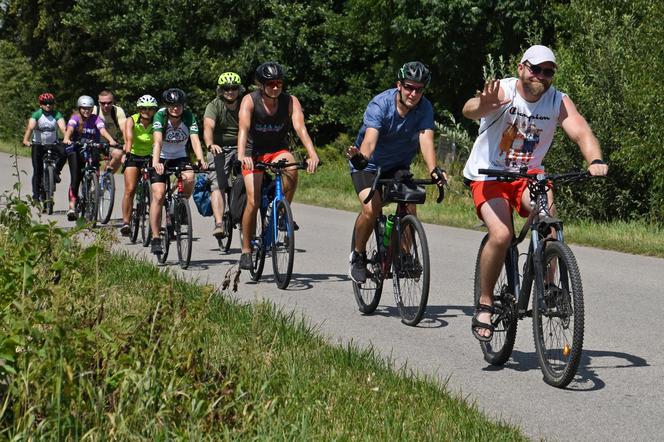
[[258, 169, 287, 250]]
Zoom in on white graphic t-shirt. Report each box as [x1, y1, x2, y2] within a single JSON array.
[[463, 77, 565, 181]]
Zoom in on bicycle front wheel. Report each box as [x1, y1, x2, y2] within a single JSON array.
[[392, 215, 430, 326], [350, 214, 383, 314], [219, 191, 233, 253], [474, 234, 518, 365], [175, 198, 193, 269], [141, 181, 152, 247], [83, 174, 99, 224], [272, 199, 295, 289], [98, 171, 115, 225], [157, 208, 170, 265], [129, 188, 141, 244], [532, 241, 584, 388], [44, 164, 55, 215]]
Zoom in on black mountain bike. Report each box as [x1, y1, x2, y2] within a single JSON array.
[[128, 155, 152, 245], [473, 168, 593, 388], [213, 145, 240, 253], [33, 142, 64, 215], [351, 168, 444, 326], [98, 145, 118, 225], [154, 164, 209, 269], [74, 141, 109, 225]]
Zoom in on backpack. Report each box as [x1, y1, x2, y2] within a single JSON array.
[[193, 173, 213, 217], [229, 175, 246, 225]]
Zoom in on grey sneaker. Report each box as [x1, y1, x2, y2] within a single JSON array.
[[239, 252, 253, 270], [349, 251, 367, 284], [151, 240, 163, 255], [212, 222, 225, 239]]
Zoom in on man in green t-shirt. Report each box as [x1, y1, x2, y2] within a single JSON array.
[[203, 71, 243, 239]]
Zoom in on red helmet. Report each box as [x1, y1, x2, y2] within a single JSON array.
[[38, 93, 55, 103]]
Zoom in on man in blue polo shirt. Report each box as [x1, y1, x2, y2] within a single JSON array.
[[346, 61, 446, 283]]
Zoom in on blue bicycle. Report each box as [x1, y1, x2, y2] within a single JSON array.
[[248, 159, 307, 289]]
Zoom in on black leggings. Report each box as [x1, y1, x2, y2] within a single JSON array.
[[31, 144, 66, 199], [67, 150, 100, 201]]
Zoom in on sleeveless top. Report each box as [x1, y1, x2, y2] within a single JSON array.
[[248, 90, 291, 154], [30, 109, 63, 144], [130, 113, 153, 157], [463, 77, 565, 181]]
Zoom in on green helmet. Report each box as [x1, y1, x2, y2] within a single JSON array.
[[136, 94, 158, 108], [217, 72, 242, 86]]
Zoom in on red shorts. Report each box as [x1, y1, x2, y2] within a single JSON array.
[[242, 149, 290, 176], [469, 169, 544, 219]]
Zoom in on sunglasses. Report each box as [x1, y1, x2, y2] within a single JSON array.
[[138, 107, 155, 111], [99, 101, 113, 106], [265, 80, 283, 88], [222, 85, 240, 92], [40, 101, 54, 106], [401, 82, 425, 94], [523, 61, 556, 78]]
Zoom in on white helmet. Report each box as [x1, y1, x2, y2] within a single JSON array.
[[136, 94, 158, 108], [77, 95, 94, 108]]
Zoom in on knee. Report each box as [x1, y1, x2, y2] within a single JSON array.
[[487, 228, 512, 249]]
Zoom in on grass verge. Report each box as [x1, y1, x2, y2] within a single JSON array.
[[297, 158, 664, 258], [0, 195, 526, 440]]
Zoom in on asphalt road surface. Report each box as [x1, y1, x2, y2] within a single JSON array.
[[2, 152, 661, 441]]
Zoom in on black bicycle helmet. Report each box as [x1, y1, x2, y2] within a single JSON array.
[[398, 61, 431, 86], [162, 88, 187, 105], [255, 62, 285, 84]]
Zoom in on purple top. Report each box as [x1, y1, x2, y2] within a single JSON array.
[[67, 114, 105, 142]]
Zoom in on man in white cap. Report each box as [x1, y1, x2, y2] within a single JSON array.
[[461, 44, 609, 341]]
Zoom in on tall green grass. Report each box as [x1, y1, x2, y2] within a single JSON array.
[[0, 194, 525, 439]]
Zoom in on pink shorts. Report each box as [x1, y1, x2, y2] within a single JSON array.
[[469, 169, 544, 219], [242, 149, 290, 176]]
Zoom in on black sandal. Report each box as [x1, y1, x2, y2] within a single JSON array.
[[472, 303, 495, 342]]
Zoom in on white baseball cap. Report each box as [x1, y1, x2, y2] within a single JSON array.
[[520, 45, 557, 66]]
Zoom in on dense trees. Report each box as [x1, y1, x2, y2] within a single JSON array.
[[1, 0, 662, 221]]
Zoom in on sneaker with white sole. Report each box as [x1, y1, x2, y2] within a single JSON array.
[[349, 250, 367, 284]]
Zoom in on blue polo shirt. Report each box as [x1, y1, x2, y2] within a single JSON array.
[[351, 88, 435, 173]]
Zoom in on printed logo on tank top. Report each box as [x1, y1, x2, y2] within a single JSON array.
[[255, 122, 285, 134], [499, 107, 553, 169], [164, 124, 188, 144]]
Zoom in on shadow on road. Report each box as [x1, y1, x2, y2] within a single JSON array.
[[479, 347, 648, 392]]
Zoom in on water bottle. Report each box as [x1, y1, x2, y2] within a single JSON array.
[[383, 215, 394, 248]]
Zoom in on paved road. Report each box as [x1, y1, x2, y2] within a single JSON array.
[[2, 152, 661, 441]]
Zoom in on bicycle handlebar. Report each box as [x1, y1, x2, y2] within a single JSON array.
[[149, 163, 215, 174], [254, 159, 309, 172], [363, 166, 445, 205], [477, 168, 591, 183]]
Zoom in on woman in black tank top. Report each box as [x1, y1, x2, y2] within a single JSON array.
[[248, 90, 292, 154]]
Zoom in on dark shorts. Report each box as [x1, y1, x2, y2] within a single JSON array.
[[351, 168, 409, 194], [124, 154, 151, 169], [150, 157, 190, 184]]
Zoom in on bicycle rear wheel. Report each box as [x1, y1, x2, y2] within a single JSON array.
[[249, 209, 267, 281], [175, 198, 193, 269], [83, 174, 99, 224], [350, 214, 384, 314], [473, 234, 518, 365], [43, 164, 55, 215], [129, 186, 142, 244], [141, 181, 152, 247], [219, 191, 233, 253], [392, 215, 430, 326], [272, 199, 295, 289], [532, 241, 584, 388], [98, 171, 115, 225]]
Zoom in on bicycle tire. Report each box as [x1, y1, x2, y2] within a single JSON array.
[[44, 164, 55, 215], [175, 198, 193, 269], [129, 183, 141, 243], [83, 174, 99, 224], [98, 171, 115, 225], [532, 241, 584, 388], [249, 208, 267, 281], [272, 199, 295, 289], [473, 234, 518, 365], [141, 181, 152, 247], [393, 215, 430, 326], [350, 214, 384, 314], [219, 191, 233, 253], [157, 204, 173, 264]]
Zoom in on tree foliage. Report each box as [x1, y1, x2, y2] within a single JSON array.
[[1, 0, 662, 221]]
